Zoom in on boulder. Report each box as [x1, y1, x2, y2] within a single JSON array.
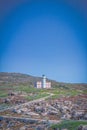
[[20, 126, 26, 130], [72, 112, 84, 119], [78, 125, 87, 130], [47, 110, 58, 115], [36, 125, 45, 130], [4, 98, 10, 103], [84, 114, 87, 120]]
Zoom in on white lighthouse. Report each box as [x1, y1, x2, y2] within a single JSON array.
[[42, 75, 46, 88], [35, 75, 51, 88]]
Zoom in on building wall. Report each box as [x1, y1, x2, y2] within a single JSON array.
[[36, 82, 42, 88], [36, 81, 51, 88], [46, 82, 51, 88]]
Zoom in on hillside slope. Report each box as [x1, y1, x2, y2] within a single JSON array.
[[0, 72, 87, 90]]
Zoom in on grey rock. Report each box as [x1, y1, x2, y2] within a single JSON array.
[[78, 125, 87, 130]]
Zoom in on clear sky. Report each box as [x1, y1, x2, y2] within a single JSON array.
[[0, 0, 87, 83]]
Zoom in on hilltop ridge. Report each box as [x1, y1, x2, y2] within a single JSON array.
[[0, 72, 87, 90]]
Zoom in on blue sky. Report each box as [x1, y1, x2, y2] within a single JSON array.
[[0, 0, 87, 83]]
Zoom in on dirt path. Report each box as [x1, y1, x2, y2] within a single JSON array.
[[0, 115, 61, 124], [0, 92, 54, 112]]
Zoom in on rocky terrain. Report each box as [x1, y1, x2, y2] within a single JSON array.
[[0, 72, 87, 130], [1, 94, 87, 120], [0, 93, 87, 130]]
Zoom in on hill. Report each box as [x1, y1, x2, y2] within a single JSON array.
[[0, 72, 87, 90]]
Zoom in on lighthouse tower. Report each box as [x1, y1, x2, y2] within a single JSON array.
[[42, 75, 46, 88]]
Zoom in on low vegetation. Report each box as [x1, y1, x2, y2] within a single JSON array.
[[50, 120, 87, 130], [0, 84, 86, 100]]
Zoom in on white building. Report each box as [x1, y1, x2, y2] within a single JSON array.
[[35, 75, 51, 89]]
